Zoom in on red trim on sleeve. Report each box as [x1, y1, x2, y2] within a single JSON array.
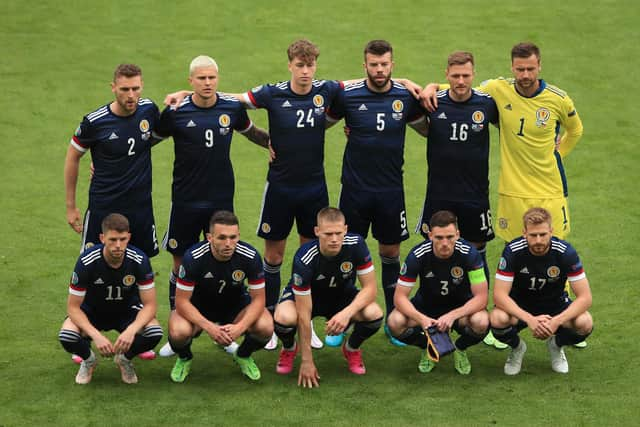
[[292, 283, 310, 293], [567, 268, 584, 278], [247, 91, 258, 107], [496, 270, 515, 278], [72, 135, 88, 148], [356, 260, 373, 271], [69, 283, 85, 292]]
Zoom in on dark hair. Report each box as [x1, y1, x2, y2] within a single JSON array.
[[113, 64, 142, 82], [317, 206, 345, 224], [429, 210, 458, 229], [447, 51, 474, 67], [287, 39, 320, 62], [364, 40, 393, 59], [511, 42, 540, 61], [101, 213, 130, 233], [209, 210, 239, 230]]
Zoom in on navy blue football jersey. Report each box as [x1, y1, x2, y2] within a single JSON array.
[[425, 89, 498, 201], [328, 80, 424, 191], [71, 99, 161, 210], [244, 79, 342, 186], [496, 237, 586, 305], [156, 94, 252, 207], [176, 240, 265, 309], [290, 233, 374, 302], [69, 244, 155, 314], [398, 239, 484, 306]]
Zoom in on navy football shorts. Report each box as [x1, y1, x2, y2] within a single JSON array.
[[339, 186, 409, 245], [416, 198, 494, 243], [82, 204, 159, 257], [257, 180, 329, 241], [162, 202, 233, 256], [80, 302, 143, 332]]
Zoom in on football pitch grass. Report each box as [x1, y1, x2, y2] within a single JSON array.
[[1, 1, 638, 426]]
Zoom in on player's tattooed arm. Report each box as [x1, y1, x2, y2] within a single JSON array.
[[244, 125, 270, 149]]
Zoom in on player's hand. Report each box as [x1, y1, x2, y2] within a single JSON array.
[[420, 316, 437, 330], [298, 360, 320, 388], [435, 313, 456, 332], [89, 162, 95, 181], [326, 311, 351, 336], [268, 142, 276, 163], [539, 316, 561, 337], [66, 207, 83, 233], [206, 323, 233, 346], [395, 78, 423, 99], [527, 314, 553, 339], [114, 329, 136, 354], [419, 83, 440, 112], [163, 90, 190, 107], [93, 334, 115, 357], [220, 323, 244, 342], [343, 125, 351, 137]]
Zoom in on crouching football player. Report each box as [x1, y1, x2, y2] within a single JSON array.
[[491, 207, 593, 375], [167, 211, 273, 382], [58, 213, 163, 384], [387, 210, 489, 375]]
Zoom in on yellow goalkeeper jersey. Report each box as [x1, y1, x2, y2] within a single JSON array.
[[479, 78, 583, 198]]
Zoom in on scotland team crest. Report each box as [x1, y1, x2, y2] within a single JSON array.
[[139, 119, 150, 132], [340, 262, 353, 273], [392, 100, 404, 121], [450, 266, 464, 279], [472, 111, 485, 123], [232, 270, 246, 282], [535, 108, 551, 127], [313, 95, 324, 107], [219, 114, 231, 127], [547, 266, 561, 279], [122, 274, 136, 287]]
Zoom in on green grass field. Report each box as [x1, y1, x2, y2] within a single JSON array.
[[1, 1, 639, 426]]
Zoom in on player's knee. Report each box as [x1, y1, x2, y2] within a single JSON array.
[[362, 302, 384, 320], [572, 311, 593, 335], [264, 241, 286, 264], [274, 301, 297, 325], [386, 310, 406, 334], [168, 318, 193, 342], [61, 317, 79, 331], [489, 308, 510, 327], [252, 310, 275, 337], [469, 311, 490, 333]]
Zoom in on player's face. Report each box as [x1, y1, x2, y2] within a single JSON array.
[[315, 220, 347, 257], [524, 222, 553, 256], [111, 75, 142, 115], [429, 224, 459, 259], [207, 223, 239, 261], [512, 55, 540, 92], [189, 65, 218, 101], [446, 62, 474, 101], [288, 56, 317, 89], [364, 52, 394, 90], [100, 230, 131, 264]]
